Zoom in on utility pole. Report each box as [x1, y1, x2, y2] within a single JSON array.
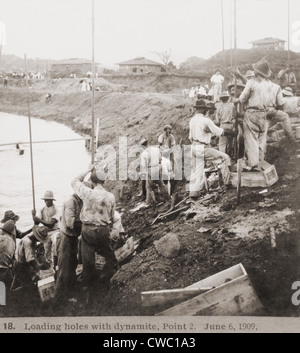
[[221, 0, 226, 69], [287, 0, 290, 84], [91, 0, 96, 163]]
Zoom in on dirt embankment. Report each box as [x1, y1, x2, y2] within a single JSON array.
[[1, 78, 300, 317]]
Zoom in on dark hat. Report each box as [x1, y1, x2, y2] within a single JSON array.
[[163, 124, 172, 131], [32, 225, 51, 243], [253, 59, 272, 78], [41, 190, 56, 200], [193, 99, 207, 109], [207, 102, 216, 110], [227, 80, 245, 90], [1, 210, 19, 223], [0, 220, 16, 236]]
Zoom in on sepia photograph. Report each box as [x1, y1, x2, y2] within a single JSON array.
[[0, 0, 300, 334]]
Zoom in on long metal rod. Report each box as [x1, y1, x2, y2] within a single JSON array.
[[287, 0, 290, 83], [91, 0, 96, 163], [0, 138, 86, 147], [24, 54, 36, 211], [221, 0, 225, 68]]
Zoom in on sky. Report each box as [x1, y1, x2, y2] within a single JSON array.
[[0, 0, 300, 67]]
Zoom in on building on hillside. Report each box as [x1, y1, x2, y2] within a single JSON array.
[[250, 37, 286, 50], [50, 58, 102, 78], [116, 57, 165, 73]]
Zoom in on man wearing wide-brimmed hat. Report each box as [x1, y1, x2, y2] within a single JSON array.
[[215, 91, 235, 156], [12, 225, 50, 292], [71, 164, 119, 301], [0, 220, 17, 289], [277, 64, 297, 90], [282, 87, 300, 118], [1, 210, 33, 243], [188, 99, 232, 198], [139, 138, 169, 205], [238, 58, 292, 167], [32, 190, 60, 269]]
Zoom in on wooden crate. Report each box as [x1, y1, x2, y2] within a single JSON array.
[[157, 263, 263, 316], [37, 276, 56, 302], [231, 161, 278, 188]]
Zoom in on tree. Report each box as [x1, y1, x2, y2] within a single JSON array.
[[153, 49, 172, 72]]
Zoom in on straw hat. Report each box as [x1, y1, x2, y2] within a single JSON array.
[[139, 138, 148, 146], [0, 220, 16, 237], [1, 210, 19, 223], [282, 87, 293, 96], [163, 125, 172, 131], [41, 190, 56, 200], [246, 70, 255, 78], [220, 91, 230, 99]]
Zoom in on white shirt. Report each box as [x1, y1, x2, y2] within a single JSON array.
[[189, 113, 223, 145], [211, 74, 224, 84], [140, 146, 161, 175], [161, 157, 172, 180]]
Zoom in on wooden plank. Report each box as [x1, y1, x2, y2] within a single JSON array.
[[115, 237, 139, 262], [186, 263, 244, 290], [141, 287, 213, 308], [157, 275, 263, 316]]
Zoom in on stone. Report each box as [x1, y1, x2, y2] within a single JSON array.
[[154, 233, 180, 258]]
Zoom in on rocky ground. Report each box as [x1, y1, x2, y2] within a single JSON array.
[[0, 77, 300, 317]]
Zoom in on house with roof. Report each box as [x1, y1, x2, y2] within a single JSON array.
[[50, 58, 102, 78], [250, 37, 286, 50], [117, 57, 165, 73]]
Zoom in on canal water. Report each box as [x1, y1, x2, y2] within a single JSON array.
[[0, 112, 91, 230]]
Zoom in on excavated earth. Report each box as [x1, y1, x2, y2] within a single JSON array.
[[0, 77, 300, 317]]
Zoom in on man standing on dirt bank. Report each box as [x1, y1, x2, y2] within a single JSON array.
[[54, 193, 83, 305], [32, 191, 60, 269], [188, 100, 232, 198], [71, 164, 118, 301], [210, 70, 224, 102], [158, 124, 176, 173], [140, 138, 169, 205], [238, 59, 295, 168]]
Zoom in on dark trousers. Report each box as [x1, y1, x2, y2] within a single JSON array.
[[0, 268, 13, 292], [81, 224, 118, 291], [54, 231, 78, 302]]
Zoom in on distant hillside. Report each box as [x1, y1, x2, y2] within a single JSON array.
[[0, 54, 53, 73], [179, 56, 206, 71]]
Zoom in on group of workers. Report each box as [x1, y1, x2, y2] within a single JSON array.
[[0, 56, 299, 311], [0, 166, 125, 307]]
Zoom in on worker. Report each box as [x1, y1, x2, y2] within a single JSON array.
[[238, 58, 293, 169], [188, 99, 233, 198], [282, 87, 300, 118], [161, 156, 175, 196], [210, 70, 224, 102], [12, 225, 50, 295], [158, 124, 176, 173], [140, 138, 169, 205], [54, 193, 83, 305], [1, 210, 32, 243], [277, 65, 297, 91], [32, 190, 60, 269], [71, 164, 118, 302], [267, 82, 296, 141], [215, 91, 235, 156], [45, 93, 52, 104], [0, 220, 17, 290]]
